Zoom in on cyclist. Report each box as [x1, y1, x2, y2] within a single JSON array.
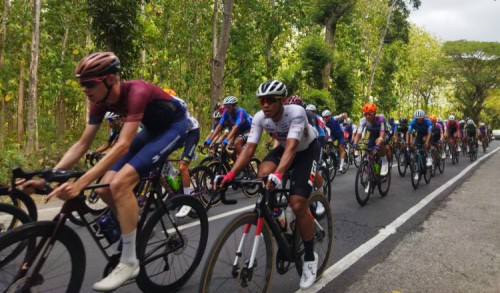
[[407, 109, 433, 167], [477, 122, 489, 151], [165, 90, 202, 218], [445, 115, 462, 156], [90, 112, 124, 158], [429, 116, 445, 159], [387, 117, 397, 143], [19, 52, 188, 291], [459, 119, 466, 150], [352, 102, 390, 176], [463, 118, 478, 153], [217, 80, 320, 289], [322, 109, 348, 171], [395, 117, 409, 147], [343, 118, 357, 145], [204, 96, 252, 161]]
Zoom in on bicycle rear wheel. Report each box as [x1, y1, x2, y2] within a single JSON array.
[[190, 165, 217, 208], [0, 221, 85, 292], [242, 157, 261, 198], [355, 160, 372, 206], [318, 166, 331, 202], [293, 192, 333, 280], [410, 157, 421, 190], [137, 195, 208, 292], [199, 212, 273, 293], [377, 167, 391, 197]]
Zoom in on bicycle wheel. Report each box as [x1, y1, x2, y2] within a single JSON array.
[[199, 212, 273, 293], [137, 195, 208, 292], [0, 203, 32, 233], [397, 150, 408, 177], [242, 158, 261, 198], [3, 189, 38, 222], [377, 167, 391, 197], [355, 160, 372, 206], [190, 165, 218, 209], [325, 152, 337, 183], [0, 221, 85, 292], [430, 151, 437, 177], [410, 157, 420, 190], [318, 166, 331, 202], [293, 192, 333, 280], [438, 155, 445, 174], [423, 156, 431, 184]]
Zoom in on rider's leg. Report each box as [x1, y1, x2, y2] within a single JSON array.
[[378, 138, 389, 176]]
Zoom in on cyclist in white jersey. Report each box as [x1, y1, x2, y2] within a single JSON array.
[[217, 80, 320, 289]]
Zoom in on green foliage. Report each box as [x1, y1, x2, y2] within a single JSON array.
[[303, 88, 333, 112], [300, 36, 332, 89]]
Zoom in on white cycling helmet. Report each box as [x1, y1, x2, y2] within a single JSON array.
[[105, 112, 120, 120], [321, 110, 332, 117], [305, 104, 317, 112], [459, 119, 465, 124], [467, 119, 475, 125], [414, 109, 425, 119], [212, 110, 221, 119], [347, 118, 352, 124], [223, 96, 238, 105], [437, 117, 443, 123], [479, 122, 485, 126], [256, 80, 287, 97], [448, 115, 455, 121]]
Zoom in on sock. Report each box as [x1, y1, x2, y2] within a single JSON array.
[[381, 156, 388, 164], [340, 158, 345, 166], [183, 187, 191, 195], [303, 239, 315, 261], [120, 230, 137, 266]]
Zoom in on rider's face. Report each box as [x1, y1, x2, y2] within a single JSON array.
[[259, 96, 281, 118], [364, 112, 375, 122], [80, 75, 110, 103]]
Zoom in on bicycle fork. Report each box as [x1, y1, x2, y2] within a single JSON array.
[[232, 218, 264, 286]]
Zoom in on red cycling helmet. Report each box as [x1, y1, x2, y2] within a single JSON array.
[[283, 95, 304, 106], [75, 52, 121, 80]]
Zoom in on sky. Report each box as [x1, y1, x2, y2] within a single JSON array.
[[408, 0, 500, 42]]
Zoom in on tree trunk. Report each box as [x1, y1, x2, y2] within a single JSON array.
[[0, 0, 9, 68], [56, 24, 70, 136], [209, 0, 234, 116], [26, 0, 41, 154], [321, 15, 336, 90], [366, 0, 398, 97], [17, 43, 27, 145]]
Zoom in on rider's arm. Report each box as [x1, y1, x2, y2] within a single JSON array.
[[55, 123, 100, 169], [229, 142, 257, 174], [275, 138, 299, 175]]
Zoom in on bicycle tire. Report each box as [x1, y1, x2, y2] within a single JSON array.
[[241, 157, 261, 198], [325, 151, 337, 183], [318, 166, 331, 202], [423, 155, 431, 184], [5, 189, 38, 222], [0, 203, 32, 233], [0, 221, 85, 292], [355, 160, 372, 206], [397, 150, 408, 177], [199, 212, 273, 293], [438, 155, 445, 174], [137, 195, 208, 292], [293, 192, 333, 280], [190, 165, 218, 209], [410, 157, 420, 190], [430, 150, 437, 177], [378, 167, 391, 197]]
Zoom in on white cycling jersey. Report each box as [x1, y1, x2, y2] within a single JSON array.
[[247, 105, 317, 152]]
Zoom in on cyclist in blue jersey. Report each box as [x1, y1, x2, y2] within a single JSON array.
[[204, 96, 252, 160], [90, 112, 124, 157], [19, 52, 188, 291], [322, 109, 348, 171], [407, 109, 433, 167]]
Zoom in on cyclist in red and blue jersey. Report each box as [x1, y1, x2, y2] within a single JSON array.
[[322, 110, 348, 171], [407, 109, 433, 167], [445, 115, 462, 154], [353, 102, 390, 176], [204, 96, 252, 160], [343, 118, 357, 144], [20, 52, 188, 291]]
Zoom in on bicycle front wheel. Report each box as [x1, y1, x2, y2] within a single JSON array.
[[0, 202, 32, 233], [410, 157, 421, 190], [397, 150, 408, 177], [355, 160, 372, 206], [199, 212, 273, 293], [0, 221, 85, 293], [137, 195, 208, 292]]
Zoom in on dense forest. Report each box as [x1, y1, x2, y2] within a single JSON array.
[[0, 0, 499, 181]]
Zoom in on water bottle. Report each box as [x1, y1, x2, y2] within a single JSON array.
[[272, 208, 286, 231], [164, 162, 181, 192], [374, 161, 381, 175], [285, 208, 296, 235], [97, 214, 121, 244]]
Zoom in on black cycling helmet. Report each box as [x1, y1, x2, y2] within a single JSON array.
[[399, 117, 408, 124]]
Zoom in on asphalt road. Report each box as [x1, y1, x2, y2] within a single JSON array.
[[37, 140, 500, 292]]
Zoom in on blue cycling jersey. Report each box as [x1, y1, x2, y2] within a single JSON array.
[[408, 118, 432, 137], [219, 107, 252, 132], [325, 117, 343, 135]]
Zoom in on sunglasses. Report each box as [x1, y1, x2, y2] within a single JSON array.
[[258, 96, 278, 106], [80, 76, 108, 88], [363, 112, 375, 117]]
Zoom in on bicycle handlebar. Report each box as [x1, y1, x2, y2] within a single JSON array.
[[12, 167, 84, 184]]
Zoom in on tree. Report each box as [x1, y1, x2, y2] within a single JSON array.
[[443, 41, 500, 123]]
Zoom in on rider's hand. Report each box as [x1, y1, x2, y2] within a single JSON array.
[[215, 171, 236, 188], [45, 181, 82, 203], [17, 179, 47, 195], [267, 172, 283, 190]]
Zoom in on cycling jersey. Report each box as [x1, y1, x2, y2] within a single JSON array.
[[430, 123, 443, 143], [219, 107, 252, 133], [478, 125, 487, 134], [397, 123, 408, 133], [464, 123, 477, 138], [248, 104, 317, 152], [174, 96, 199, 132], [324, 114, 344, 135], [408, 118, 432, 137], [89, 80, 186, 134], [356, 115, 386, 147]]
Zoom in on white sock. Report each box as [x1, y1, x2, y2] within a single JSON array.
[[120, 230, 137, 266], [340, 158, 345, 165], [183, 187, 191, 195], [381, 156, 388, 165]]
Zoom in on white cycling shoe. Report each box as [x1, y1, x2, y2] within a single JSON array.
[[315, 202, 325, 216], [175, 205, 192, 218], [380, 162, 389, 176], [426, 158, 433, 167], [300, 252, 318, 289], [93, 262, 139, 292]]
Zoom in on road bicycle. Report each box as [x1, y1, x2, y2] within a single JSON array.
[[354, 146, 391, 206], [429, 143, 445, 176], [467, 137, 478, 162], [448, 137, 460, 165], [206, 142, 261, 198], [199, 177, 333, 292], [0, 165, 208, 292], [410, 144, 432, 190]]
